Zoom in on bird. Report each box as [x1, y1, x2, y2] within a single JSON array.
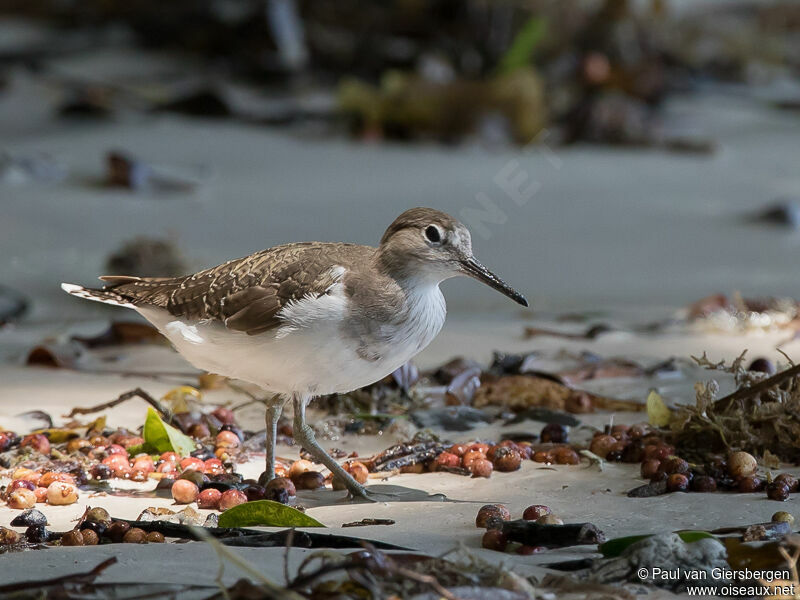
[[62, 207, 528, 499]]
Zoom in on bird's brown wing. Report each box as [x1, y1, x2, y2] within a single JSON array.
[[100, 242, 373, 336]]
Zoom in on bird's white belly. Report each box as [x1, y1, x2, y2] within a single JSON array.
[[137, 285, 445, 396]]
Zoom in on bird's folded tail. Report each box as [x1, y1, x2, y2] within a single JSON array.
[[61, 282, 136, 308]]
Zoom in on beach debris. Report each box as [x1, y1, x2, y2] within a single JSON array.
[[106, 150, 207, 192], [409, 406, 490, 431], [0, 151, 67, 186], [0, 285, 29, 325], [752, 199, 800, 229], [503, 520, 605, 549], [684, 293, 800, 332], [58, 86, 114, 119], [341, 518, 395, 528], [25, 341, 85, 369], [711, 521, 792, 543], [670, 355, 800, 463], [157, 87, 232, 118], [71, 321, 163, 348], [472, 374, 641, 413], [338, 68, 546, 144], [105, 235, 188, 278], [589, 533, 728, 592], [0, 557, 117, 594]]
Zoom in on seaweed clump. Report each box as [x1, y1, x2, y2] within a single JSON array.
[[670, 352, 800, 464]]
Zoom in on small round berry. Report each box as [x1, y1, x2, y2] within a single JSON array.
[[211, 407, 236, 425], [767, 482, 790, 502], [203, 459, 225, 475], [481, 529, 508, 551], [553, 447, 580, 465], [434, 451, 460, 470], [219, 489, 248, 511], [589, 435, 616, 459], [476, 504, 510, 528], [470, 459, 493, 478], [146, 531, 165, 543], [666, 473, 690, 493], [123, 528, 147, 543], [343, 461, 369, 484], [61, 530, 84, 546], [244, 485, 267, 502], [171, 479, 199, 504], [295, 471, 325, 490], [492, 447, 522, 472], [289, 459, 314, 480], [215, 430, 240, 450], [266, 477, 296, 497], [772, 511, 795, 525], [179, 457, 205, 472], [522, 505, 551, 521], [7, 488, 36, 509], [197, 488, 222, 509], [46, 482, 78, 505], [640, 459, 662, 479], [690, 475, 717, 493], [540, 423, 568, 443], [20, 433, 50, 455], [33, 487, 48, 503], [90, 464, 112, 480], [38, 472, 75, 488], [727, 451, 757, 479], [448, 444, 467, 457], [132, 455, 155, 474], [81, 529, 99, 545], [748, 357, 775, 375], [0, 527, 19, 545], [106, 521, 130, 543], [774, 473, 799, 493], [188, 423, 210, 439], [461, 450, 486, 469], [737, 476, 763, 493], [86, 507, 111, 525], [662, 457, 689, 475]]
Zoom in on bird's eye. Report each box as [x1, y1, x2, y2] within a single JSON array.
[[425, 225, 442, 244]]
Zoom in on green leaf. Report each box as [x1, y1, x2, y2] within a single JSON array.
[[599, 531, 714, 557], [646, 390, 671, 427], [218, 500, 325, 528], [497, 16, 547, 75], [140, 407, 196, 457]]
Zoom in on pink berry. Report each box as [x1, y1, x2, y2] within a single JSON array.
[[197, 488, 222, 509], [219, 489, 247, 511], [171, 479, 199, 504], [522, 505, 551, 521]]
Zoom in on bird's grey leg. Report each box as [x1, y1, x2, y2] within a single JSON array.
[[258, 398, 284, 486], [291, 393, 374, 501]]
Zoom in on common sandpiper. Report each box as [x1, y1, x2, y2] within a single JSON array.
[[63, 207, 528, 499]]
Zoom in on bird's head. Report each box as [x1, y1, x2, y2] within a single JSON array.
[[377, 207, 528, 307]]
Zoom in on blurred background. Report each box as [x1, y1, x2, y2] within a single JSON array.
[[1, 0, 799, 325]]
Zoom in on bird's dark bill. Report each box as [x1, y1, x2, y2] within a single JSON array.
[[461, 257, 528, 307]]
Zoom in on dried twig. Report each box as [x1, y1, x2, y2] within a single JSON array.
[[712, 363, 800, 412], [342, 518, 396, 528], [65, 387, 168, 418], [0, 557, 117, 593]]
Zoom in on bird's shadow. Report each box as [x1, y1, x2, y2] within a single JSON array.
[[296, 484, 474, 507]]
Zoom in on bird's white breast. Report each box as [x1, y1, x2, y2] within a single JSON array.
[[137, 279, 446, 396]]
